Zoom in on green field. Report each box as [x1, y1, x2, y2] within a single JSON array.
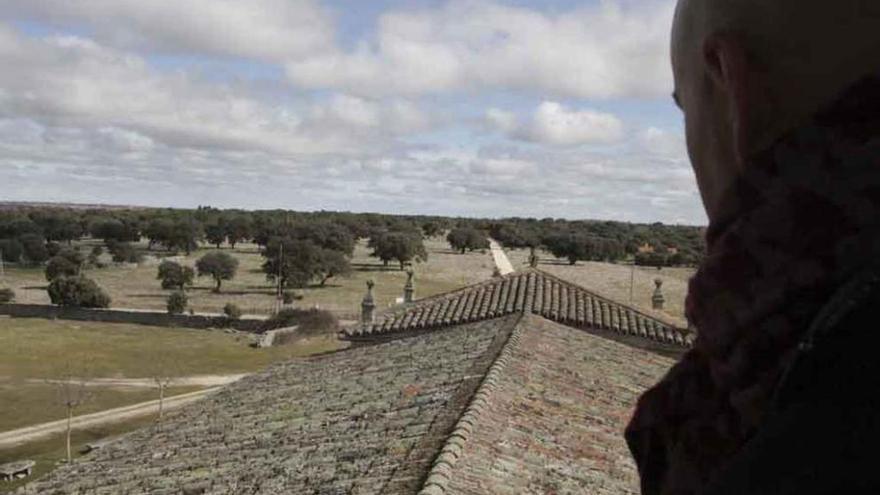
[[3, 237, 494, 318]]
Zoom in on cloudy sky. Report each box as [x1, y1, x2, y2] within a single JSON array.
[[0, 0, 704, 224]]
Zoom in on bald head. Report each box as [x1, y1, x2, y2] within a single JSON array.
[[671, 0, 880, 221]]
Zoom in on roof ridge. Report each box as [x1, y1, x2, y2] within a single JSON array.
[[341, 267, 692, 348], [417, 313, 528, 495], [529, 267, 684, 329]]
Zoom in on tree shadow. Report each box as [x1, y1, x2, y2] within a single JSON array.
[[21, 285, 48, 291], [126, 294, 167, 299], [351, 263, 397, 272], [542, 259, 575, 266], [433, 249, 466, 255]]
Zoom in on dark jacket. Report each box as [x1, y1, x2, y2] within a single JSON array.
[[701, 268, 880, 494]]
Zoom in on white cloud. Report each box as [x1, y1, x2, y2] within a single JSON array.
[[1, 0, 334, 62], [523, 102, 624, 145], [639, 126, 688, 158], [286, 0, 674, 99], [0, 1, 705, 224], [0, 25, 429, 158], [486, 102, 624, 146], [485, 108, 518, 134]]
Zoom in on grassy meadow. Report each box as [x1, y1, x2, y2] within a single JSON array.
[[0, 316, 347, 491], [2, 237, 495, 319], [0, 317, 345, 431]]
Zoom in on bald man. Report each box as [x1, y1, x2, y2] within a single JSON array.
[[625, 1, 880, 494]]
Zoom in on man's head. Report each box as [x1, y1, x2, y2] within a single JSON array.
[[671, 0, 880, 222]]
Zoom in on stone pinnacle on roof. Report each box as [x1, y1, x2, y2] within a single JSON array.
[[342, 268, 692, 348], [404, 269, 415, 303], [362, 279, 376, 324], [652, 278, 665, 310]]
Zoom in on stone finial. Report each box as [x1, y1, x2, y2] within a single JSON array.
[[403, 269, 415, 303], [528, 246, 538, 268], [362, 279, 376, 324], [652, 278, 665, 310]]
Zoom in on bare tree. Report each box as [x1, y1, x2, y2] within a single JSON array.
[[146, 352, 180, 421], [50, 362, 92, 463]]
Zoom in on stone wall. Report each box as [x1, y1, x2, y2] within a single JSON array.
[[0, 303, 265, 332]]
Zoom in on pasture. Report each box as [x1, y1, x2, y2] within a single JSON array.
[[2, 237, 495, 319], [0, 317, 345, 475]]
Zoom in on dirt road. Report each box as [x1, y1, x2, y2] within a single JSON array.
[[31, 374, 248, 389], [0, 387, 228, 448], [489, 239, 515, 275]]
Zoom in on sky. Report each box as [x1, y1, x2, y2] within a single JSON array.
[[0, 0, 705, 225]]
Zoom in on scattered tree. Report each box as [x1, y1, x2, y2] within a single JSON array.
[[196, 252, 238, 292], [50, 363, 91, 463], [205, 222, 226, 249], [19, 233, 49, 265], [89, 219, 140, 244], [224, 216, 252, 249], [157, 260, 195, 291], [422, 221, 442, 238], [447, 228, 489, 254], [316, 249, 352, 286], [370, 231, 428, 269], [0, 239, 23, 263], [107, 241, 143, 264]]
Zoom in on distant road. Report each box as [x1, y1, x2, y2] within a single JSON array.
[[31, 373, 248, 389], [0, 387, 229, 448], [489, 239, 515, 275]]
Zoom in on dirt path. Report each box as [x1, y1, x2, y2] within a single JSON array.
[[489, 239, 515, 275], [0, 387, 226, 449], [31, 374, 248, 389]]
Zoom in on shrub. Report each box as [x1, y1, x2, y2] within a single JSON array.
[[262, 308, 339, 335], [108, 241, 143, 263], [166, 291, 188, 315], [47, 276, 111, 308], [223, 303, 242, 320], [0, 288, 15, 303], [87, 245, 105, 268]]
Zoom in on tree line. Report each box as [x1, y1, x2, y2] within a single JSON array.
[[0, 206, 707, 310]]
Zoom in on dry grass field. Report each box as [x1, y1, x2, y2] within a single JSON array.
[[2, 237, 494, 319], [0, 318, 345, 431], [0, 316, 346, 492], [0, 415, 158, 493], [505, 247, 694, 328]]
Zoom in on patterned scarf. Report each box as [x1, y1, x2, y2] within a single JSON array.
[[625, 75, 880, 495]]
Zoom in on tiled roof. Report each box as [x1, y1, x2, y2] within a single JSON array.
[[422, 315, 673, 495], [19, 270, 681, 495], [19, 316, 521, 495], [342, 268, 692, 347]]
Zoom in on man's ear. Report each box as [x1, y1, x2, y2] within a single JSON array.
[[703, 33, 751, 167]]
